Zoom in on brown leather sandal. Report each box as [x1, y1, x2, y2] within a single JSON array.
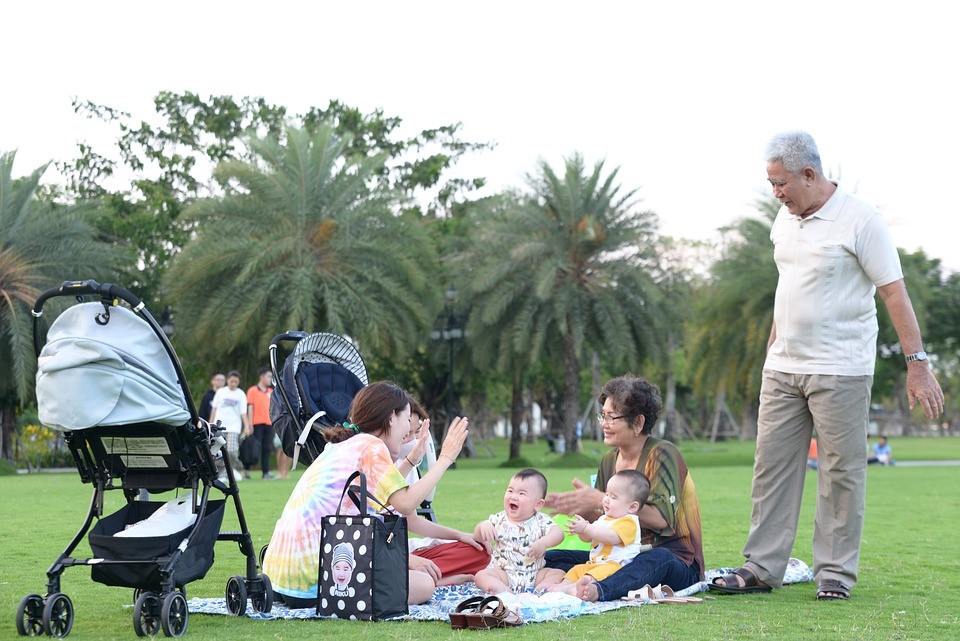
[[449, 596, 486, 629], [464, 596, 523, 628], [709, 566, 772, 594]]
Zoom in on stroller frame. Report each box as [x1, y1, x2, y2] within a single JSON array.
[[269, 331, 438, 522], [16, 281, 272, 639]]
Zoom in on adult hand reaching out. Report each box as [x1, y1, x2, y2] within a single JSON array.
[[438, 416, 469, 464], [543, 477, 603, 518], [407, 418, 433, 464]]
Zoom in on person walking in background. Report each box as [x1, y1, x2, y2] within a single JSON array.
[[198, 372, 225, 424], [210, 370, 250, 480], [711, 131, 943, 601], [247, 367, 277, 480]]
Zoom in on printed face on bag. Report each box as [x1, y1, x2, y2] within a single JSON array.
[[333, 561, 353, 590], [503, 475, 546, 522]]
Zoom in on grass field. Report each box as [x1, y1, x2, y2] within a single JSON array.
[[2, 437, 959, 640]]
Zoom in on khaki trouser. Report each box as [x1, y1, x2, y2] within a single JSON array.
[[742, 370, 872, 589]]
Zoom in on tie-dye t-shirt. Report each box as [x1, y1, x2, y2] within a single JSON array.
[[262, 433, 408, 600], [595, 437, 705, 579]]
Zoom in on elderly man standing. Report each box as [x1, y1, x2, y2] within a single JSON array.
[[711, 131, 944, 601]]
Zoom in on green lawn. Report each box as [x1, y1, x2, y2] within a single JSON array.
[[2, 437, 959, 640]]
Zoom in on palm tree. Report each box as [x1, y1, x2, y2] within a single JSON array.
[[686, 196, 779, 437], [462, 156, 665, 452], [1, 151, 123, 461], [164, 126, 439, 364]]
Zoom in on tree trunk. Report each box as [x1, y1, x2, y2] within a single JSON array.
[[664, 332, 677, 441], [509, 375, 523, 460], [562, 325, 581, 452], [591, 351, 601, 440], [1, 402, 17, 462]]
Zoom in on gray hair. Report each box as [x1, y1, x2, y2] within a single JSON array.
[[765, 131, 823, 175]]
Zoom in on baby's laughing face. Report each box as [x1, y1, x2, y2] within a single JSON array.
[[502, 475, 545, 522]]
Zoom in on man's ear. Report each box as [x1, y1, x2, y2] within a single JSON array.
[[802, 166, 817, 182]]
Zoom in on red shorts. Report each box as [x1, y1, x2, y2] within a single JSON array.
[[412, 541, 490, 577]]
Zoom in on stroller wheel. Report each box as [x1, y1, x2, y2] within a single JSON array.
[[251, 573, 274, 614], [225, 575, 247, 616], [16, 594, 44, 636], [133, 592, 161, 637], [161, 592, 189, 637], [42, 593, 74, 638]]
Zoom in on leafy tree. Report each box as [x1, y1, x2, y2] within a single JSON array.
[[686, 196, 778, 436], [59, 91, 490, 308], [461, 156, 666, 452], [163, 125, 439, 368], [0, 151, 124, 461]]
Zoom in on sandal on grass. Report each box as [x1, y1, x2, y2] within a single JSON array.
[[464, 596, 523, 629], [709, 566, 772, 595], [450, 596, 486, 629], [816, 579, 850, 601], [650, 584, 703, 604]]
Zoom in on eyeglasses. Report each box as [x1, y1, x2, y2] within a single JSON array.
[[596, 412, 630, 424]]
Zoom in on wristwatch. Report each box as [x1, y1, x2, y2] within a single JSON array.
[[905, 351, 928, 363]]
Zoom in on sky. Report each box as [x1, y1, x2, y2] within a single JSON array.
[[5, 1, 959, 271]]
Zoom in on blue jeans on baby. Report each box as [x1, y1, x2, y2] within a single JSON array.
[[545, 547, 700, 601]]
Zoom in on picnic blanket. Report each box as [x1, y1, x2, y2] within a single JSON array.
[[187, 558, 813, 624]]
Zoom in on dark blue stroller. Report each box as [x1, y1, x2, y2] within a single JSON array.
[[16, 281, 273, 639], [268, 331, 368, 469], [268, 331, 438, 521]]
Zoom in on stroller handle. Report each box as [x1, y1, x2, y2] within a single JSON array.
[[268, 332, 310, 444], [33, 280, 143, 316]]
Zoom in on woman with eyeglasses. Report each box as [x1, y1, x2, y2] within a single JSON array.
[[543, 375, 705, 601]]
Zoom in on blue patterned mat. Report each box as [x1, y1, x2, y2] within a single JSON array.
[[187, 559, 812, 624]]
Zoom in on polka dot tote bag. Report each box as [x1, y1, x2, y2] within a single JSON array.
[[317, 471, 409, 620]]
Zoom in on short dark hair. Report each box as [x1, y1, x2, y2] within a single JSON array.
[[611, 469, 651, 505], [409, 396, 428, 421], [227, 370, 241, 380], [599, 375, 662, 435], [257, 366, 271, 378], [513, 468, 548, 498]]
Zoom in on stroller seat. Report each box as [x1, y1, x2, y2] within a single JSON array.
[[297, 362, 365, 425]]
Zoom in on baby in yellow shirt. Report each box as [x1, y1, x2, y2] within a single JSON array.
[[549, 470, 650, 597]]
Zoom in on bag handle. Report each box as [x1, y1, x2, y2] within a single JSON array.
[[337, 471, 406, 544], [336, 470, 397, 515], [336, 470, 368, 515]]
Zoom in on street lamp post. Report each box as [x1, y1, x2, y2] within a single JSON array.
[[431, 284, 463, 429]]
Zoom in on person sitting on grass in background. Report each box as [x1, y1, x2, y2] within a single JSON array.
[[871, 436, 895, 465], [474, 468, 566, 593], [548, 470, 650, 598]]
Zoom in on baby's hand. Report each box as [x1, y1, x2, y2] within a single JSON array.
[[566, 515, 589, 535], [477, 521, 497, 544], [527, 539, 547, 560]]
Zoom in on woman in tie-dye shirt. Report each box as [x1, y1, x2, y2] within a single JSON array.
[[262, 382, 470, 607]]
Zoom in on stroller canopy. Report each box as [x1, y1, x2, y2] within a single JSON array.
[[37, 303, 191, 431]]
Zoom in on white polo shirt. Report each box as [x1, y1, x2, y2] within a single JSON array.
[[764, 183, 903, 376]]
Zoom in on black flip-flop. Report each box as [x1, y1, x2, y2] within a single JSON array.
[[709, 567, 773, 594]]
